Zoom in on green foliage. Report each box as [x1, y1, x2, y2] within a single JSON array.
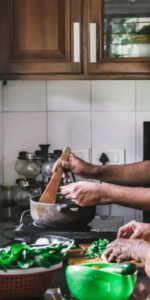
[[81, 239, 109, 259], [0, 240, 74, 272]]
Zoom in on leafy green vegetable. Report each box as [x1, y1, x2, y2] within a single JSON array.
[[0, 239, 74, 272], [81, 239, 109, 259]]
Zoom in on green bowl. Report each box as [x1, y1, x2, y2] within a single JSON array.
[[66, 263, 137, 300]]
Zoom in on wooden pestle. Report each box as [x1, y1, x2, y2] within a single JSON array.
[[39, 147, 71, 204]]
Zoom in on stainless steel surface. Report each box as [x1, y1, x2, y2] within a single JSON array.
[[30, 195, 96, 228]]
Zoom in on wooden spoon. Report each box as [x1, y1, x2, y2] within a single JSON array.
[[39, 147, 71, 204]]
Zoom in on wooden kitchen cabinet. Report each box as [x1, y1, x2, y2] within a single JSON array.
[[0, 0, 82, 77], [87, 0, 150, 78], [1, 0, 150, 79]]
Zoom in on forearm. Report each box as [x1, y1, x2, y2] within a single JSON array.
[[98, 184, 150, 211], [136, 242, 150, 263], [91, 161, 150, 187]]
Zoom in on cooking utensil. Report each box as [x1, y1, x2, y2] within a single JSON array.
[[30, 195, 96, 228], [66, 264, 137, 300], [39, 147, 71, 204]]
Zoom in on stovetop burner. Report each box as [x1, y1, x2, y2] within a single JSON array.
[[13, 210, 117, 244]]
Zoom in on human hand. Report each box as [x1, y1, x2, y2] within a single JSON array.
[[103, 238, 143, 263], [60, 181, 105, 207], [118, 220, 150, 242], [53, 153, 93, 179]]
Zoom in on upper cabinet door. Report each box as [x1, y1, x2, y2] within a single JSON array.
[[88, 0, 150, 76], [0, 0, 82, 75]]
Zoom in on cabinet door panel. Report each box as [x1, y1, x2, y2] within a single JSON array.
[[88, 0, 150, 75], [11, 0, 70, 61], [0, 0, 82, 74]]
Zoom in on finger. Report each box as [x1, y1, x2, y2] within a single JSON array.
[[62, 172, 70, 179], [107, 252, 117, 262], [103, 248, 113, 259], [106, 242, 115, 249], [117, 255, 126, 263], [129, 231, 141, 239], [60, 186, 71, 195], [118, 224, 133, 239]]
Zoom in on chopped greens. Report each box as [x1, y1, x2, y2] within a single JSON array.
[[81, 239, 109, 259], [0, 240, 74, 272]]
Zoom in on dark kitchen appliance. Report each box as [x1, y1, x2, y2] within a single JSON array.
[[143, 122, 150, 223], [11, 210, 117, 247]]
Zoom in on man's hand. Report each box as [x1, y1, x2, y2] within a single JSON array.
[[118, 220, 150, 242], [60, 181, 107, 207], [103, 238, 142, 263], [53, 153, 94, 179]]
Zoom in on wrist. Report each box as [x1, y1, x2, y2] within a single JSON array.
[[131, 240, 145, 262]]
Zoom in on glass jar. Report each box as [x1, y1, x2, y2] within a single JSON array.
[[13, 180, 41, 209], [15, 151, 28, 175], [21, 153, 40, 179], [41, 153, 55, 178]]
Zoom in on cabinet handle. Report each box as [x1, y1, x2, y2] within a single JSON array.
[[90, 23, 97, 63], [74, 23, 80, 62]]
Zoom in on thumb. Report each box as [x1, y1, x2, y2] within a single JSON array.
[[129, 230, 141, 239]]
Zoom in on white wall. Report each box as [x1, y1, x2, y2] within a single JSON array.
[[0, 81, 3, 185], [2, 80, 150, 224]]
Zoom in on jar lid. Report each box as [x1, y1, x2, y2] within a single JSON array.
[[19, 180, 29, 188], [48, 153, 55, 159], [17, 151, 28, 160], [26, 153, 36, 160]]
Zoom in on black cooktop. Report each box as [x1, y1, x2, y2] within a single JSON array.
[[13, 210, 117, 244]]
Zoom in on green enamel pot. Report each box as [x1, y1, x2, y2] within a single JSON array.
[[66, 263, 137, 300]]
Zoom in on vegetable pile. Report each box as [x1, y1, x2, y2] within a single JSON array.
[[81, 239, 109, 259], [0, 239, 74, 272]]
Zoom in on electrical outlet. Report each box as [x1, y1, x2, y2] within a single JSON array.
[[71, 149, 90, 163], [92, 148, 125, 165]]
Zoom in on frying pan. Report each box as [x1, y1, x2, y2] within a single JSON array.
[[30, 194, 96, 228]]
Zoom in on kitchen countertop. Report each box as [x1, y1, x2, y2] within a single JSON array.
[[0, 204, 150, 300]]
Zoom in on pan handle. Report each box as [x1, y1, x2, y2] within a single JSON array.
[[20, 210, 31, 224], [57, 203, 79, 212]]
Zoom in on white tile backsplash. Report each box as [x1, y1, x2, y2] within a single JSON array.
[[92, 111, 136, 164], [92, 81, 135, 111], [3, 81, 46, 112], [48, 112, 91, 151], [1, 79, 149, 224], [136, 81, 150, 111], [4, 112, 47, 184], [47, 81, 91, 111]]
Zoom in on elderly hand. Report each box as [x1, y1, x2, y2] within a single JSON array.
[[118, 220, 150, 242], [53, 153, 94, 180], [60, 181, 107, 207], [103, 238, 144, 263]]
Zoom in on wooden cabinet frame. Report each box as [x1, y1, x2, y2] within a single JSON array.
[[88, 0, 150, 76], [1, 0, 150, 79]]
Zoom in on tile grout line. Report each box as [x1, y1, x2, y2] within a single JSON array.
[[90, 81, 92, 164], [46, 81, 48, 144], [135, 80, 137, 221]]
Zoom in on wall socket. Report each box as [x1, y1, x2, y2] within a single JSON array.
[[71, 149, 90, 163], [92, 148, 125, 165]]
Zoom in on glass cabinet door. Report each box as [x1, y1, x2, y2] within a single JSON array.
[[88, 0, 150, 77], [104, 0, 150, 58]]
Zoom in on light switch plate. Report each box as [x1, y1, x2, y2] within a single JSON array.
[[92, 148, 125, 165], [71, 148, 90, 163]]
